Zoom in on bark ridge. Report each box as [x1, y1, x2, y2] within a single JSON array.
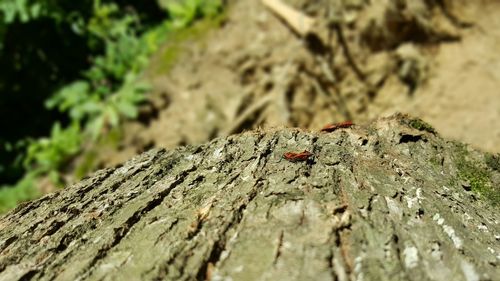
[[0, 114, 498, 281]]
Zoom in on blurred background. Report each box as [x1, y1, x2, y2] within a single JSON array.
[[1, 0, 499, 213]]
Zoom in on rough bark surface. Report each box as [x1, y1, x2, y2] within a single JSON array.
[[0, 114, 498, 281]]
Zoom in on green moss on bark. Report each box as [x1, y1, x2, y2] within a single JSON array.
[[408, 118, 436, 134], [453, 144, 499, 206]]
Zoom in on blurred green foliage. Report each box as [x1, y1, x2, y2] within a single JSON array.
[[163, 0, 222, 28], [0, 174, 38, 214], [24, 122, 81, 177], [45, 1, 152, 139], [0, 0, 223, 213], [0, 0, 161, 183]]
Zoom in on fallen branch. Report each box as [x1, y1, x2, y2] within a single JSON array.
[[261, 0, 316, 37]]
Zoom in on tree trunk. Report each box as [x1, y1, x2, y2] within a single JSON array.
[[0, 114, 498, 281]]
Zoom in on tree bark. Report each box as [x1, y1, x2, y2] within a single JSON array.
[[0, 114, 498, 281]]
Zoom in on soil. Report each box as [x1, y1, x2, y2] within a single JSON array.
[[82, 0, 500, 171]]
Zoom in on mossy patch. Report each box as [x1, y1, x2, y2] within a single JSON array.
[[484, 153, 500, 172], [453, 144, 499, 206], [408, 118, 436, 134], [429, 154, 442, 167]]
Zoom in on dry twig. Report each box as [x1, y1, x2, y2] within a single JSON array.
[[261, 0, 316, 37]]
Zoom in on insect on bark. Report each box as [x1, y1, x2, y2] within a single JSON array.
[[320, 121, 354, 132], [283, 150, 313, 162]]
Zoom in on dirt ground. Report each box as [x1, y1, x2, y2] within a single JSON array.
[[87, 0, 500, 170]]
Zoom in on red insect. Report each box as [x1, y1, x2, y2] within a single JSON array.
[[283, 150, 313, 162], [320, 121, 354, 132]]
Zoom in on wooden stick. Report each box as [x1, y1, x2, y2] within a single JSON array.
[[261, 0, 315, 37]]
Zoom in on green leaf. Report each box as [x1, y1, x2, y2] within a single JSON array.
[[202, 0, 222, 17], [29, 3, 41, 18], [115, 100, 138, 119], [166, 1, 187, 18], [46, 81, 90, 111], [0, 2, 18, 23], [16, 0, 29, 22], [106, 106, 120, 127], [87, 115, 105, 140]]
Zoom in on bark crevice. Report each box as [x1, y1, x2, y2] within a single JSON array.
[[0, 114, 498, 281]]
